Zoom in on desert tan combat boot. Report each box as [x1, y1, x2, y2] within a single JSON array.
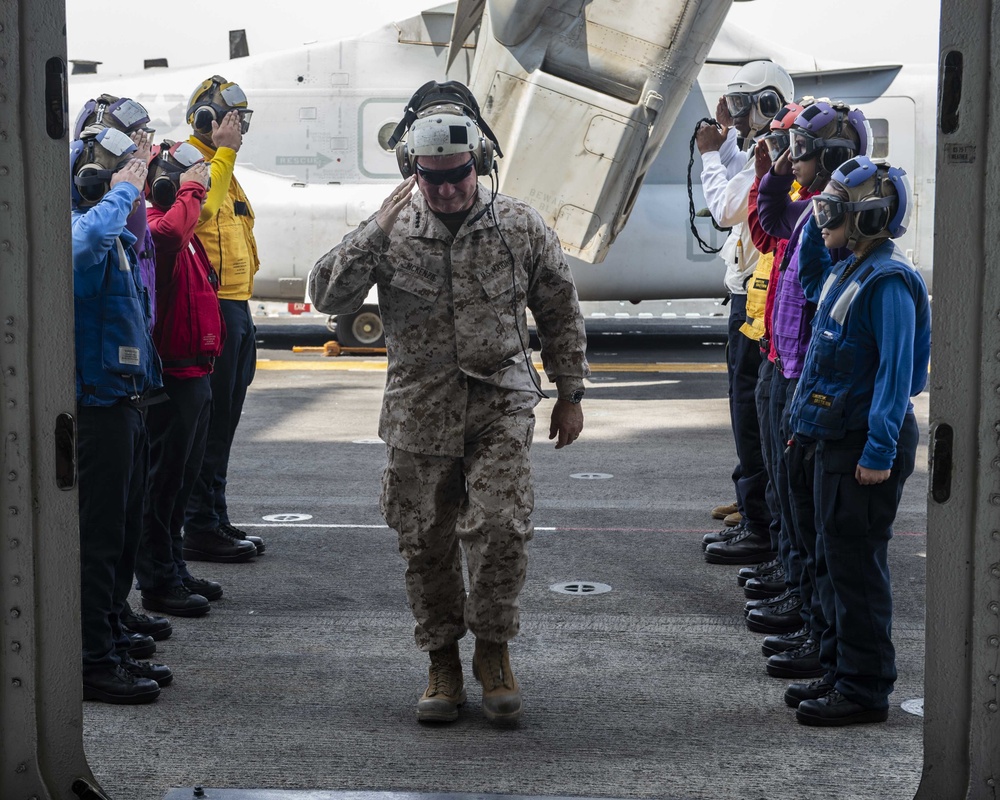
[[472, 638, 522, 722], [417, 642, 466, 723]]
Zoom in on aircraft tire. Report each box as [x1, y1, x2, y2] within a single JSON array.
[[336, 304, 385, 348]]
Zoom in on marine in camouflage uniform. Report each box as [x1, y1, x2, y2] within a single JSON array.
[[309, 148, 588, 723]]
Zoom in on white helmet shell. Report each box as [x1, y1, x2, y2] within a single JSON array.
[[405, 113, 479, 159], [727, 60, 795, 105]]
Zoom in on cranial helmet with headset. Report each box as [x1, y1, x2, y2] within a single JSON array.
[[388, 80, 503, 179], [789, 100, 872, 191], [724, 61, 795, 137], [70, 125, 138, 207], [811, 156, 911, 249], [73, 94, 151, 140], [146, 140, 207, 210], [186, 75, 253, 136]]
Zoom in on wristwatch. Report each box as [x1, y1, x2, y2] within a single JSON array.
[[564, 388, 585, 404]]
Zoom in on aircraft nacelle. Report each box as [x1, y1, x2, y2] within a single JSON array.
[[468, 0, 731, 262]]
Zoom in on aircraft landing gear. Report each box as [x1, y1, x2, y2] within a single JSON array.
[[329, 304, 385, 348]]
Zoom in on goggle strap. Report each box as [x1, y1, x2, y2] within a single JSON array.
[[74, 169, 115, 187]]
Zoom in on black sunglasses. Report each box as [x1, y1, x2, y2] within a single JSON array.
[[416, 159, 476, 186]]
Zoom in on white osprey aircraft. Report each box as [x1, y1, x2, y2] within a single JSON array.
[[67, 0, 937, 346]]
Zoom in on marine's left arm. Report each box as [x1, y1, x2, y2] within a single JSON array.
[[524, 219, 589, 394], [523, 217, 589, 447], [860, 276, 917, 475]]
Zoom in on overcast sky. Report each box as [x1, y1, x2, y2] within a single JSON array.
[[64, 0, 940, 77]]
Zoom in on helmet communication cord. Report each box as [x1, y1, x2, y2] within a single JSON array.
[[688, 117, 731, 254], [479, 165, 548, 400]]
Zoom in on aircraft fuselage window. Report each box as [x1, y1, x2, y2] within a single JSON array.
[[869, 118, 890, 158], [299, 107, 318, 120], [377, 122, 398, 151]]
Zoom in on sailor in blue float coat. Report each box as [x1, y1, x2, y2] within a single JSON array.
[[72, 178, 161, 404], [784, 157, 930, 728], [71, 128, 168, 704]]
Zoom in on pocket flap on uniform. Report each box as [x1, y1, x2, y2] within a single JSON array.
[[389, 266, 442, 303]]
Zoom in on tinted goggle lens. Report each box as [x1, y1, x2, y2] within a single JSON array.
[[416, 159, 475, 186], [812, 195, 847, 229]]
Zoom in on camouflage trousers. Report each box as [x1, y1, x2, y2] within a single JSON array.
[[380, 408, 535, 651]]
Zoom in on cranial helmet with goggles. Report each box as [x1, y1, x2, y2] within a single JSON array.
[[789, 100, 872, 191], [146, 140, 207, 210], [724, 61, 795, 136], [760, 101, 806, 163], [73, 94, 151, 140], [811, 156, 912, 249], [388, 80, 503, 180], [70, 125, 138, 207], [187, 75, 253, 136]]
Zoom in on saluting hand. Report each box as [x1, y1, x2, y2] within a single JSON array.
[[772, 150, 792, 177], [130, 130, 152, 165], [212, 111, 243, 152], [110, 158, 148, 192], [715, 96, 734, 130], [375, 175, 417, 235], [754, 142, 772, 179], [180, 162, 211, 189]]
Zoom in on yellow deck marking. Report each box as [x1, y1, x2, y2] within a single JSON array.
[[257, 360, 728, 374]]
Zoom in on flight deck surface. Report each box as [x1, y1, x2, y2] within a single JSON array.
[[84, 320, 927, 800]]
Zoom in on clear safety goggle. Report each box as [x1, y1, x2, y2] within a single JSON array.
[[725, 89, 782, 120], [811, 193, 894, 230], [761, 131, 790, 162], [789, 130, 857, 163], [416, 159, 475, 186]]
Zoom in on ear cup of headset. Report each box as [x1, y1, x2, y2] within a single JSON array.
[[150, 176, 178, 209], [396, 141, 414, 178], [193, 105, 217, 134], [822, 146, 854, 175], [477, 137, 494, 176], [74, 167, 109, 203], [856, 204, 891, 237]]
